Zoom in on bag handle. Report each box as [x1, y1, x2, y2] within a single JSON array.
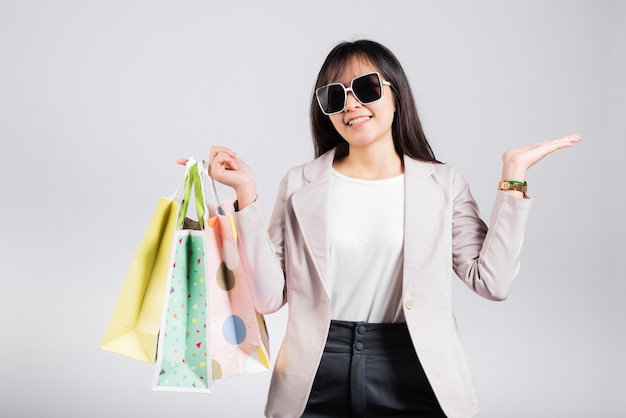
[[199, 159, 221, 208], [176, 158, 208, 229]]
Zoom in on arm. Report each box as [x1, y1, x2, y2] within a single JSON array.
[[452, 177, 532, 300], [207, 146, 287, 314], [453, 134, 581, 300], [234, 177, 289, 314]]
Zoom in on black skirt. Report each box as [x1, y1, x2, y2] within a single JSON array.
[[302, 320, 447, 418]]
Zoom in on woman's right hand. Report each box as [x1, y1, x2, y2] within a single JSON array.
[[208, 146, 258, 210], [177, 146, 258, 210]]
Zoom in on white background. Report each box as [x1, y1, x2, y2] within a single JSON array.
[[1, 1, 624, 417]]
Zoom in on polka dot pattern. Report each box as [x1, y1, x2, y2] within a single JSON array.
[[222, 315, 247, 345], [206, 201, 271, 379], [215, 262, 236, 291]]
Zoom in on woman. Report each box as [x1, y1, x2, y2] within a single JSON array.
[[202, 40, 580, 417]]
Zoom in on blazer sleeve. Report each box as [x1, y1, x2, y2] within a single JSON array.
[[233, 174, 289, 314], [451, 171, 533, 301]]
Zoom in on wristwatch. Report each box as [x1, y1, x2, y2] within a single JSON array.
[[498, 180, 528, 194]]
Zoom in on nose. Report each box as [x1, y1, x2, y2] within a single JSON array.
[[344, 90, 361, 112]]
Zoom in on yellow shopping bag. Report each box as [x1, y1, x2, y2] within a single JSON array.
[[99, 196, 180, 363]]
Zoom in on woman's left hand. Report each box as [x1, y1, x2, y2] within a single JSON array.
[[501, 134, 581, 182]]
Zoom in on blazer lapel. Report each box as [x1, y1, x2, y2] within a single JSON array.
[[289, 150, 335, 294], [402, 156, 443, 290]]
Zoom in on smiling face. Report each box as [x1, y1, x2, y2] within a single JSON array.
[[327, 58, 396, 154]]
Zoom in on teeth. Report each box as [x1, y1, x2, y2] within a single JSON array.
[[348, 116, 370, 126]]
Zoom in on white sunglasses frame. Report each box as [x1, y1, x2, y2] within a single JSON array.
[[315, 72, 392, 116]]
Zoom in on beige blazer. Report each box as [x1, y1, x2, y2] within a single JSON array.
[[234, 148, 532, 418]]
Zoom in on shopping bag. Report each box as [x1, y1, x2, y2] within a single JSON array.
[[205, 196, 271, 380], [99, 193, 180, 363], [153, 159, 213, 392], [153, 158, 270, 392]]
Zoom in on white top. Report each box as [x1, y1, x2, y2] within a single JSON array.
[[328, 168, 405, 323]]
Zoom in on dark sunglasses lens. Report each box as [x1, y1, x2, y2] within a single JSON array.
[[318, 84, 345, 114], [353, 73, 382, 104]]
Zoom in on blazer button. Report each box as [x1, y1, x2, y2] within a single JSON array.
[[405, 300, 413, 310]]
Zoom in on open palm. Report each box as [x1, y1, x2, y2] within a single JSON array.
[[502, 135, 581, 173]]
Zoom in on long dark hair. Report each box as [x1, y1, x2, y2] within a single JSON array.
[[310, 40, 439, 163]]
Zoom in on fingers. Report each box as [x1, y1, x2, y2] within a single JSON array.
[[556, 134, 582, 148], [558, 134, 582, 142], [529, 135, 580, 149], [176, 146, 238, 170], [545, 134, 581, 147], [523, 135, 581, 156], [209, 146, 237, 159], [209, 147, 240, 176], [210, 146, 237, 167], [538, 134, 582, 156]]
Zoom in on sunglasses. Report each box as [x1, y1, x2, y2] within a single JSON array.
[[315, 72, 392, 115]]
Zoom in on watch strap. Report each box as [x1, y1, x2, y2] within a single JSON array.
[[498, 180, 528, 194]]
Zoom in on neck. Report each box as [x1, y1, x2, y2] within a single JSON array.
[[333, 145, 403, 180]]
